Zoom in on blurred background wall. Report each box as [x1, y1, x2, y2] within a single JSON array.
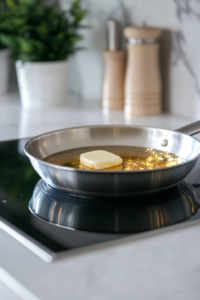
[[6, 0, 200, 118]]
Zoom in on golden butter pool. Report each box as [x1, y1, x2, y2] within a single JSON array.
[[44, 146, 186, 171]]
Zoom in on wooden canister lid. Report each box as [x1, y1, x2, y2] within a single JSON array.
[[124, 26, 162, 40]]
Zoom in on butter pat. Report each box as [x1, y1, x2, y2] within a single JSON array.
[[80, 150, 123, 170]]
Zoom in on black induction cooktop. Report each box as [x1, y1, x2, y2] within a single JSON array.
[[1, 138, 200, 263]]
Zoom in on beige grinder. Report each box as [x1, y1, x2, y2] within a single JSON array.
[[124, 26, 162, 115]]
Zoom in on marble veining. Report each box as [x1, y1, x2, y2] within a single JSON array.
[[172, 30, 200, 95], [174, 0, 200, 21], [172, 0, 200, 96]]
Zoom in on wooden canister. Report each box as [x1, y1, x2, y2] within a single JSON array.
[[102, 50, 126, 109], [124, 27, 162, 115]]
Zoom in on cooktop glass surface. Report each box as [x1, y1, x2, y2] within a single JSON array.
[[0, 138, 200, 261]]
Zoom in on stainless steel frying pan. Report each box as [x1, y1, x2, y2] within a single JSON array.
[[24, 121, 200, 197]]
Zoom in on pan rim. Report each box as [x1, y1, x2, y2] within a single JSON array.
[[24, 124, 200, 174]]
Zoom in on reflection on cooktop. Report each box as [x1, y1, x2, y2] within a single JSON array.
[[29, 179, 199, 233], [1, 138, 200, 262]]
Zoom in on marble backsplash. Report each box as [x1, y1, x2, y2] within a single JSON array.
[[60, 0, 200, 119]]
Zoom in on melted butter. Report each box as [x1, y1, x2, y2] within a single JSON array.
[[44, 146, 186, 171]]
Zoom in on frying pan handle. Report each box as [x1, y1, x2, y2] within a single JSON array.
[[176, 120, 200, 136]]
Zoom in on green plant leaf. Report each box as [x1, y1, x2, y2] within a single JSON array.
[[0, 33, 17, 47], [0, 18, 27, 30], [73, 9, 88, 24], [6, 0, 16, 11], [0, 0, 88, 61], [70, 0, 80, 15]]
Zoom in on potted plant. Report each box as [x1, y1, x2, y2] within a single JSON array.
[[0, 0, 10, 95], [0, 0, 87, 109]]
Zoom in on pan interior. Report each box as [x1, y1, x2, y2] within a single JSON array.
[[25, 126, 200, 163], [43, 145, 186, 171]]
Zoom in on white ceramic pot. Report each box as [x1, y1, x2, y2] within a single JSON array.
[[16, 60, 68, 109], [0, 49, 9, 95]]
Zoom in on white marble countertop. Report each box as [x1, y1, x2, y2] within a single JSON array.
[[0, 92, 196, 141], [1, 92, 200, 300]]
